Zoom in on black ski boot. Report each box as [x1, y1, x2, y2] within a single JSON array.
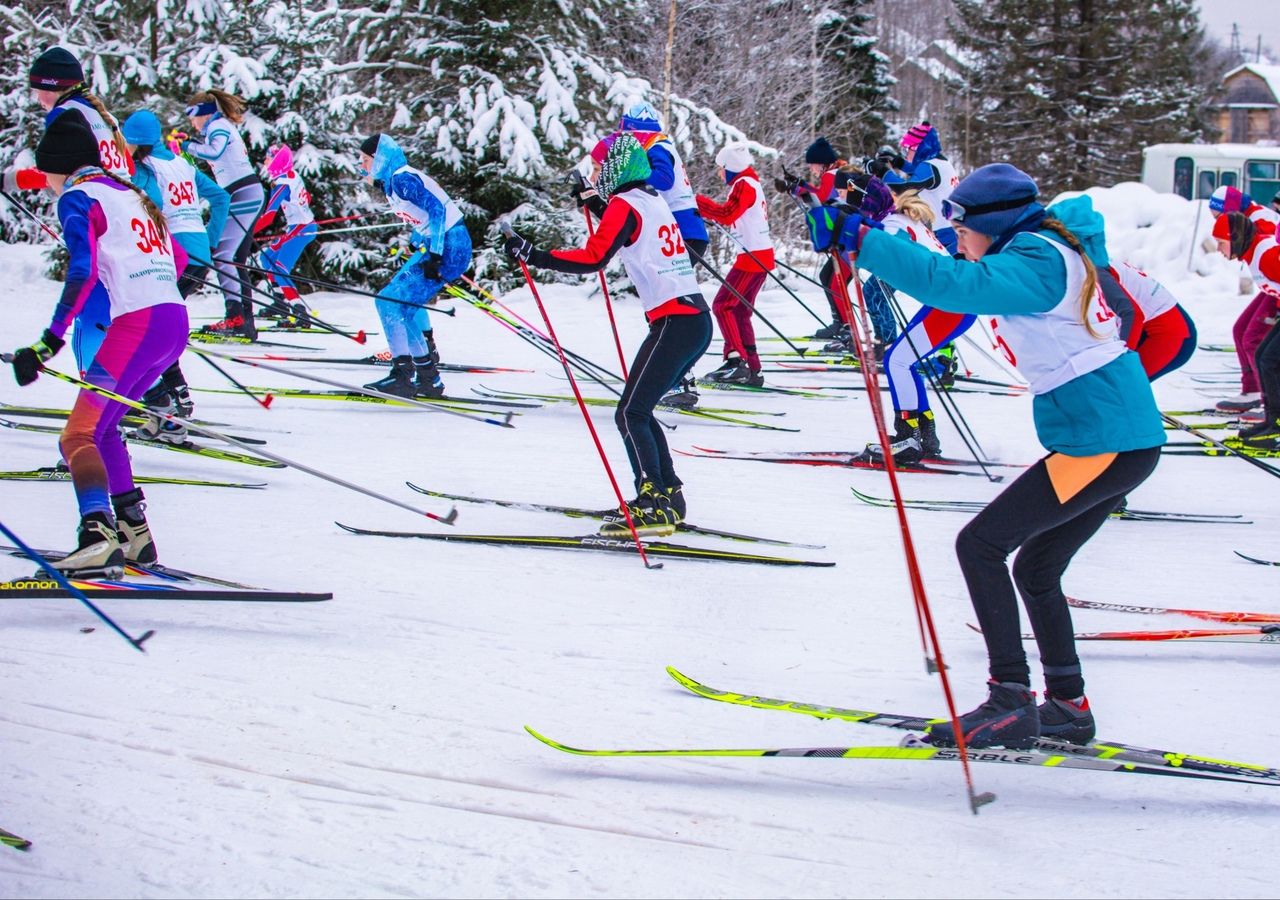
[[812, 320, 844, 340], [413, 355, 446, 399], [665, 484, 686, 523], [868, 411, 925, 465], [918, 409, 941, 458], [112, 487, 157, 565], [703, 354, 748, 383], [50, 511, 124, 578], [363, 355, 417, 399], [928, 681, 1040, 750], [1037, 694, 1096, 745], [600, 482, 676, 537], [660, 377, 699, 409], [424, 329, 441, 367]]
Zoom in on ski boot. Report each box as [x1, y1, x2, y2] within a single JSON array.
[[413, 355, 446, 400], [1037, 694, 1095, 745], [811, 320, 844, 340], [363, 355, 417, 399], [49, 511, 124, 579], [928, 681, 1040, 750], [918, 410, 941, 458], [261, 296, 292, 319], [112, 487, 157, 565], [935, 344, 959, 388], [866, 411, 926, 466], [1216, 393, 1261, 413], [703, 354, 748, 383], [130, 403, 190, 445], [665, 484, 686, 524], [721, 364, 761, 387], [201, 314, 244, 334], [424, 329, 441, 368], [1238, 416, 1280, 449], [660, 377, 700, 410], [600, 482, 677, 537]]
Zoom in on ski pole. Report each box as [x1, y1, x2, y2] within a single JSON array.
[[686, 243, 808, 358], [709, 220, 828, 325], [827, 252, 991, 814], [503, 222, 661, 570], [1161, 413, 1280, 481], [186, 344, 513, 428], [193, 349, 274, 409], [188, 254, 369, 345], [0, 518, 154, 652], [255, 221, 403, 242], [5, 358, 460, 524], [582, 206, 630, 377], [216, 257, 455, 316], [1, 189, 65, 246]]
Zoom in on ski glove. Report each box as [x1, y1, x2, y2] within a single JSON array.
[[806, 206, 882, 255], [504, 233, 533, 262], [568, 172, 606, 218], [11, 330, 64, 387], [419, 252, 444, 280], [773, 173, 802, 195]]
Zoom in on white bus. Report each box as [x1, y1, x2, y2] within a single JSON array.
[[1141, 143, 1280, 203]]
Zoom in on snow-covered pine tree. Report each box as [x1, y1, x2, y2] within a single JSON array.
[[949, 0, 1217, 196]]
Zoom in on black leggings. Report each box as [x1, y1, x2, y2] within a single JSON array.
[[615, 309, 712, 491], [1256, 320, 1280, 419], [956, 446, 1161, 698]]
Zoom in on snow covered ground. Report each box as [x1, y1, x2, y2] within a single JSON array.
[[1, 185, 1277, 898]]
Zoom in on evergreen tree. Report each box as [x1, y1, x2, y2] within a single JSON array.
[[949, 0, 1217, 197]]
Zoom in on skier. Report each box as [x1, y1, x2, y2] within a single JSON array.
[[1113, 262, 1196, 381], [8, 111, 188, 574], [504, 133, 712, 533], [883, 122, 960, 254], [255, 143, 317, 327], [120, 108, 230, 443], [1213, 211, 1280, 447], [3, 47, 133, 374], [1209, 186, 1280, 411], [358, 133, 470, 399], [695, 141, 773, 386], [179, 90, 266, 338], [864, 175, 964, 465], [808, 163, 1165, 748]]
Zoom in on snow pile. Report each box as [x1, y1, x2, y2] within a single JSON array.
[[1052, 182, 1245, 298]]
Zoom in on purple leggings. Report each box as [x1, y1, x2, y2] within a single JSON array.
[[60, 303, 189, 517], [1233, 291, 1278, 394]]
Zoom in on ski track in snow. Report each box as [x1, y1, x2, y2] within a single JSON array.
[[1, 233, 1278, 898]]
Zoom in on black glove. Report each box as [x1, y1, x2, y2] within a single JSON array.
[[773, 173, 803, 195], [504, 232, 533, 262], [568, 172, 606, 218], [11, 329, 64, 386], [866, 158, 891, 179], [419, 252, 444, 280]]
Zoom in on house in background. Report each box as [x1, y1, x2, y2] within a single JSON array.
[[1219, 63, 1280, 144]]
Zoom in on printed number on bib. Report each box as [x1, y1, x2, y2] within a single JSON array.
[[658, 224, 686, 258], [99, 140, 126, 172], [990, 317, 1017, 366], [167, 181, 196, 207], [1092, 289, 1116, 325], [131, 218, 170, 255]]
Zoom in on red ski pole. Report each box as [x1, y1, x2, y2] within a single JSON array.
[[503, 224, 660, 570], [829, 248, 993, 813]]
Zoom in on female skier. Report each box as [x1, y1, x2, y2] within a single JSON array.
[[8, 111, 188, 573], [180, 90, 265, 338], [121, 108, 230, 442], [1214, 211, 1280, 448], [809, 163, 1165, 748], [358, 133, 471, 399], [504, 133, 712, 533], [4, 47, 133, 373], [695, 141, 773, 386], [255, 143, 317, 326]]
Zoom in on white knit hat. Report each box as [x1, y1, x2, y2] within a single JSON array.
[[715, 141, 753, 173]]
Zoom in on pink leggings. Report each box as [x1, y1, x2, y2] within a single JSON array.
[[712, 266, 768, 371], [1234, 291, 1278, 394]]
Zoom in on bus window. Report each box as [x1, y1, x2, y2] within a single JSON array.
[[1173, 157, 1194, 199], [1247, 161, 1280, 204], [1197, 169, 1216, 198], [1221, 170, 1238, 188]]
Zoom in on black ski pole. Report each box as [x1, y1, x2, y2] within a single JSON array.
[[686, 245, 808, 358], [215, 256, 456, 316], [708, 220, 827, 326]]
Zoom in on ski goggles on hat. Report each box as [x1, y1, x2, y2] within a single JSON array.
[[942, 194, 1035, 223], [184, 101, 218, 117]]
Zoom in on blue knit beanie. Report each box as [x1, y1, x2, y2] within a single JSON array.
[[620, 101, 662, 134], [805, 136, 838, 166], [946, 163, 1041, 238], [121, 110, 162, 148]]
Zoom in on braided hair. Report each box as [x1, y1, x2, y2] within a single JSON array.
[[97, 169, 170, 243], [1039, 218, 1103, 338]]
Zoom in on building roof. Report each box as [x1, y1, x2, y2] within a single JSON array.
[[1224, 63, 1280, 104]]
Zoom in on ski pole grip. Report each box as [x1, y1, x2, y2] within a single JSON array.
[[499, 220, 515, 238]]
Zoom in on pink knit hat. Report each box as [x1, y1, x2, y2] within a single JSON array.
[[900, 123, 932, 150], [589, 134, 617, 165], [265, 144, 293, 178]]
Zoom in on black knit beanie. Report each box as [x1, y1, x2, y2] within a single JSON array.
[[30, 47, 84, 90], [36, 109, 102, 175], [804, 136, 838, 166], [360, 134, 381, 157]]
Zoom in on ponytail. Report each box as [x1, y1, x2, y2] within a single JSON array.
[[1039, 218, 1102, 339], [188, 89, 248, 124], [58, 85, 132, 172], [99, 170, 169, 243], [891, 188, 936, 228]]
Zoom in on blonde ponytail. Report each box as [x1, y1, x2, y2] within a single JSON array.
[[1039, 218, 1102, 339], [59, 86, 132, 173], [891, 188, 936, 228]]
